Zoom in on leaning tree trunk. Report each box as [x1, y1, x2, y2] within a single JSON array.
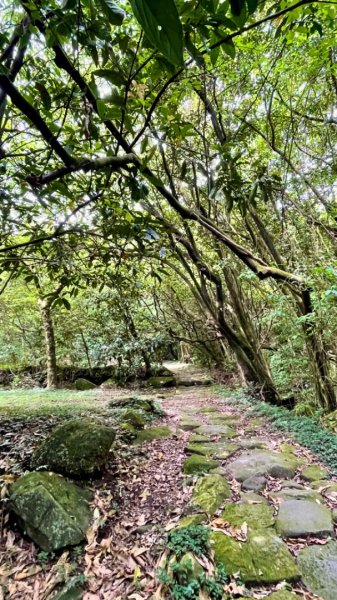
[[39, 298, 58, 389]]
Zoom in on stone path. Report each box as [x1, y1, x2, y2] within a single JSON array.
[[159, 385, 337, 600]]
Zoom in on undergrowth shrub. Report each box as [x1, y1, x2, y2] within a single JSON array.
[[167, 526, 210, 558]]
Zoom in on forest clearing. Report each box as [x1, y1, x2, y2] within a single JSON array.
[[2, 0, 337, 598]]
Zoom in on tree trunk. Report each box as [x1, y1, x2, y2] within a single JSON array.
[[39, 298, 58, 389]]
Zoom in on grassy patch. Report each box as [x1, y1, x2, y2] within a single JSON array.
[[0, 389, 106, 417], [215, 385, 337, 474]]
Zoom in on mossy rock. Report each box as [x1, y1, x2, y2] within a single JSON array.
[[275, 499, 333, 538], [32, 419, 115, 478], [183, 454, 218, 475], [9, 472, 91, 551], [266, 592, 302, 600], [133, 426, 171, 444], [298, 541, 337, 600], [211, 529, 299, 583], [310, 480, 337, 492], [196, 424, 236, 439], [191, 474, 231, 514], [180, 420, 202, 431], [189, 434, 210, 443], [175, 514, 207, 529], [120, 409, 146, 429], [74, 378, 97, 390], [270, 487, 322, 503], [52, 582, 83, 600], [222, 501, 275, 530], [108, 395, 157, 412], [176, 552, 204, 583], [301, 465, 329, 481], [227, 450, 300, 482], [185, 442, 239, 459], [199, 406, 219, 414], [100, 377, 116, 389], [147, 376, 176, 388]]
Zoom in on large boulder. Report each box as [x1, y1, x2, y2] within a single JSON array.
[[74, 378, 97, 390], [147, 376, 176, 388], [32, 419, 115, 478], [9, 472, 91, 551]]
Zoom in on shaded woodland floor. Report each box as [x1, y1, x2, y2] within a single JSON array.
[[0, 365, 337, 599]]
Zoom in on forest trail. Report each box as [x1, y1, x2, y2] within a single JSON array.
[[2, 382, 337, 599]]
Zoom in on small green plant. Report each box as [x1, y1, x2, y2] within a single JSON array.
[[167, 525, 210, 558], [157, 560, 229, 600], [37, 550, 55, 566]]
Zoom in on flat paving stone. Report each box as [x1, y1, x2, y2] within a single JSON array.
[[185, 441, 239, 459], [183, 454, 218, 475], [276, 499, 333, 538], [239, 438, 267, 450], [191, 474, 231, 514], [242, 475, 267, 492], [227, 450, 300, 481], [301, 464, 329, 481], [222, 501, 275, 530], [196, 424, 236, 439], [211, 529, 299, 583], [180, 420, 202, 431], [298, 541, 337, 600], [270, 487, 322, 502]]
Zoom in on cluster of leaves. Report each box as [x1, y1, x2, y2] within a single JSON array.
[[157, 560, 228, 600], [167, 525, 210, 558]]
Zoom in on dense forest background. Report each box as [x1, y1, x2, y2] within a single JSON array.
[[1, 0, 337, 414]]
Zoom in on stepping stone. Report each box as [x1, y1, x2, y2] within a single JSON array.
[[266, 592, 302, 600], [200, 405, 219, 413], [185, 442, 239, 459], [227, 450, 300, 482], [239, 438, 267, 450], [175, 514, 207, 529], [301, 465, 329, 481], [196, 424, 236, 439], [222, 501, 275, 530], [276, 499, 333, 538], [298, 541, 337, 600], [133, 426, 171, 444], [240, 491, 268, 505], [183, 454, 218, 475], [208, 415, 240, 425], [211, 529, 299, 583], [191, 474, 231, 514], [242, 475, 267, 492], [310, 480, 337, 492], [189, 434, 210, 443], [180, 420, 202, 431], [270, 487, 322, 503]]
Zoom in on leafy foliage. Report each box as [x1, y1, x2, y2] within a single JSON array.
[[167, 525, 210, 558]]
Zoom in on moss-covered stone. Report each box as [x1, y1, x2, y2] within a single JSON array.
[[270, 487, 322, 502], [191, 474, 231, 514], [147, 376, 175, 388], [31, 419, 115, 478], [74, 378, 97, 390], [189, 434, 210, 443], [196, 424, 236, 439], [310, 480, 337, 492], [108, 395, 158, 413], [211, 529, 299, 583], [227, 450, 300, 482], [52, 582, 83, 600], [266, 592, 302, 600], [177, 552, 203, 583], [241, 475, 267, 492], [180, 420, 202, 431], [301, 465, 329, 481], [200, 406, 219, 414], [175, 514, 207, 529], [133, 426, 171, 444], [185, 441, 239, 459], [9, 472, 91, 551], [222, 501, 275, 530], [183, 454, 218, 475], [298, 541, 337, 600], [120, 409, 145, 429]]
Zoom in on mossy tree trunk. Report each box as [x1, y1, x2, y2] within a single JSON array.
[[39, 298, 58, 389]]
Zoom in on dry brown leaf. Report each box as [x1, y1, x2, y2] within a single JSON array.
[[14, 565, 42, 580]]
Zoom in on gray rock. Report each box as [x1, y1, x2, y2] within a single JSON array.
[[9, 472, 91, 551], [298, 541, 337, 600], [74, 378, 97, 390], [239, 437, 267, 449], [227, 450, 300, 482], [242, 475, 267, 492], [270, 487, 322, 502], [276, 499, 333, 538]]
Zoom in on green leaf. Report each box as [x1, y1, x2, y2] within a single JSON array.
[[246, 0, 258, 14], [221, 39, 235, 58], [229, 0, 244, 16], [98, 0, 125, 25], [130, 0, 184, 66], [93, 69, 126, 86]]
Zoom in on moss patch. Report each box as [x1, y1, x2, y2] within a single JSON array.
[[183, 454, 218, 475], [133, 426, 171, 444], [222, 502, 275, 530], [191, 474, 231, 514]]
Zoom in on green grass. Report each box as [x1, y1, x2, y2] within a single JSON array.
[[0, 389, 106, 417], [214, 385, 337, 474]]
